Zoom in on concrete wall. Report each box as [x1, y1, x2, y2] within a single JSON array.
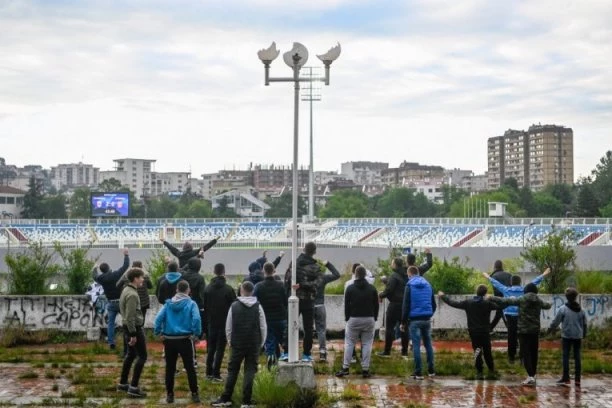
[[1, 294, 610, 332], [1, 246, 611, 280]]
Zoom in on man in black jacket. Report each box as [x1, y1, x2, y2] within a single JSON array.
[[439, 285, 504, 379], [284, 241, 323, 362], [156, 261, 183, 305], [245, 250, 285, 285], [203, 263, 237, 382], [407, 248, 433, 276], [254, 262, 288, 368], [313, 259, 340, 361], [489, 260, 512, 332], [181, 257, 206, 367], [378, 257, 408, 357], [336, 266, 379, 379], [92, 248, 130, 350], [160, 236, 219, 268]]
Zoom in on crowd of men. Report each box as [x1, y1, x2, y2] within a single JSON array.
[[91, 240, 587, 406]]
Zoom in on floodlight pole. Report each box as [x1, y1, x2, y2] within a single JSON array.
[[301, 67, 322, 222], [259, 42, 338, 364]]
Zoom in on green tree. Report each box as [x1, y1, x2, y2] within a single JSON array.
[[175, 200, 213, 218], [54, 243, 99, 294], [531, 192, 563, 217], [41, 194, 68, 219], [98, 178, 125, 192], [147, 195, 179, 218], [318, 189, 371, 218], [574, 182, 600, 217], [518, 187, 535, 216], [21, 176, 45, 218], [521, 228, 577, 293], [69, 187, 92, 218], [264, 194, 307, 218], [600, 202, 612, 217], [439, 185, 469, 217], [5, 242, 60, 295], [503, 177, 519, 191], [213, 196, 239, 218], [590, 150, 612, 207]]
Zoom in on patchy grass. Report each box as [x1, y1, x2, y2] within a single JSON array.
[[17, 370, 39, 379]]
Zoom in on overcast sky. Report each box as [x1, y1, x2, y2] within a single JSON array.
[[0, 0, 610, 180]]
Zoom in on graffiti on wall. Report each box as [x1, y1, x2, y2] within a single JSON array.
[[1, 296, 105, 330]]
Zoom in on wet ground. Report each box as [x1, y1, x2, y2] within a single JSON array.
[[0, 339, 609, 407]]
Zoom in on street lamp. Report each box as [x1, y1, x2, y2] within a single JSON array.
[[258, 41, 341, 363], [522, 221, 535, 248]]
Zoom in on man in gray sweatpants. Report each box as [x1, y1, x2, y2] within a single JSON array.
[[335, 266, 379, 378], [313, 259, 341, 361]]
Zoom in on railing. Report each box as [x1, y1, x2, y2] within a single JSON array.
[[3, 217, 611, 226]]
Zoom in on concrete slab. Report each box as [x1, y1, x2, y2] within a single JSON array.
[[277, 361, 316, 389]]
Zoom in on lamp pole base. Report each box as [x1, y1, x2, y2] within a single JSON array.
[[287, 295, 300, 363]]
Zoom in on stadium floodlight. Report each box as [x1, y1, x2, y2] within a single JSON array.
[[257, 41, 340, 364]]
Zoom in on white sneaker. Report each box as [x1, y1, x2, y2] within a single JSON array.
[[522, 377, 536, 386]]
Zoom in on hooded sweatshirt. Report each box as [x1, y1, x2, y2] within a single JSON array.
[[156, 271, 183, 305], [181, 258, 206, 309], [379, 267, 407, 304], [440, 294, 503, 334], [549, 301, 587, 339], [117, 268, 153, 309], [225, 296, 267, 349], [496, 292, 552, 334], [344, 278, 379, 321], [487, 274, 545, 316], [154, 292, 202, 339], [203, 275, 237, 329]]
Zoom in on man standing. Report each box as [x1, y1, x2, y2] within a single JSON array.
[[254, 262, 288, 369], [483, 268, 551, 364], [245, 250, 285, 285], [117, 268, 147, 398], [160, 236, 220, 268], [156, 261, 182, 306], [181, 257, 206, 367], [401, 266, 436, 380], [154, 280, 201, 404], [313, 259, 341, 361], [407, 248, 433, 276], [439, 285, 504, 379], [283, 242, 323, 362], [335, 266, 379, 379], [203, 263, 237, 382], [378, 257, 409, 357], [489, 260, 512, 332], [93, 248, 130, 350], [212, 282, 267, 408]]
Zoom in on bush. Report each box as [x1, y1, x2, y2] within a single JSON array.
[[521, 229, 577, 293], [5, 242, 60, 295], [325, 262, 354, 295], [424, 257, 478, 294], [146, 248, 169, 292], [53, 243, 98, 294]]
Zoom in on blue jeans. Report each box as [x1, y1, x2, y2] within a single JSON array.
[[409, 320, 435, 375], [106, 301, 120, 346], [264, 320, 287, 357]]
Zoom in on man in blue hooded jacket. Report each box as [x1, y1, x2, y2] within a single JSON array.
[[483, 267, 550, 363], [401, 265, 436, 380], [154, 280, 202, 404], [245, 250, 285, 285]]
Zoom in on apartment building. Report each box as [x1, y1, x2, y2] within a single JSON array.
[[340, 161, 389, 185], [528, 124, 574, 191], [381, 161, 445, 186], [50, 162, 100, 190], [487, 124, 573, 191]]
